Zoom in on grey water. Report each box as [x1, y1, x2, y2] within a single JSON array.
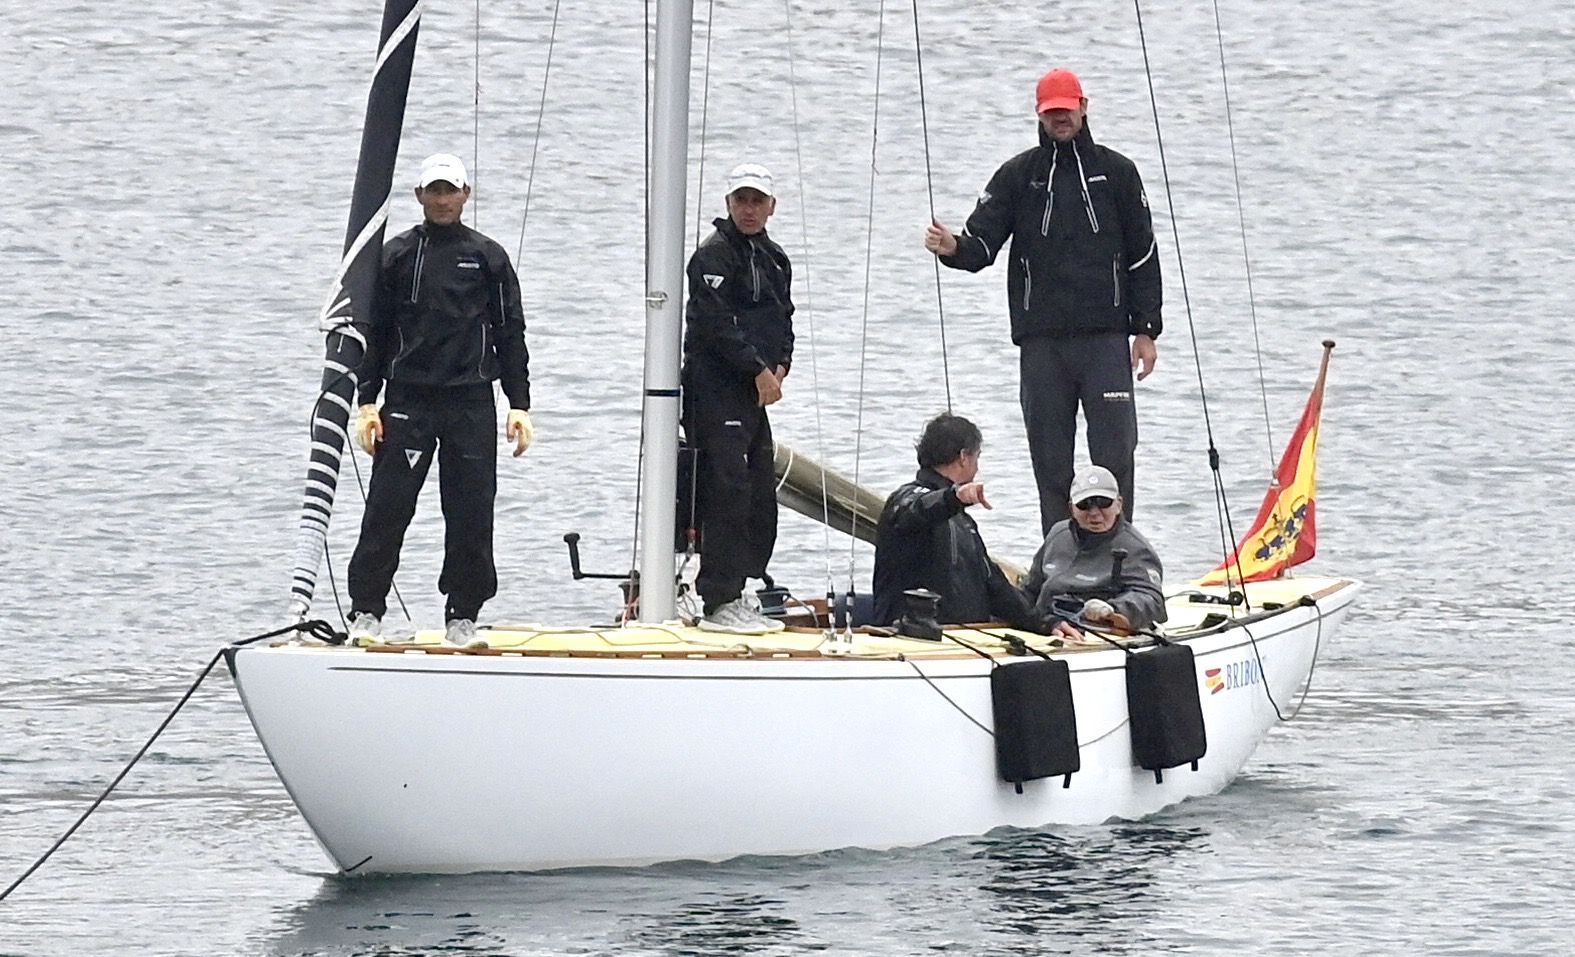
[[2, 0, 1572, 952]]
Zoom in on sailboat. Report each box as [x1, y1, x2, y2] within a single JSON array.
[[228, 0, 1361, 874]]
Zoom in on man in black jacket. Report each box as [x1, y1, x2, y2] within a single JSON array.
[[346, 152, 533, 649], [925, 68, 1162, 535], [872, 414, 1035, 628], [682, 163, 794, 635]]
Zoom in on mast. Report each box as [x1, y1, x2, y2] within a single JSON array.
[[636, 0, 694, 621], [288, 0, 424, 619]]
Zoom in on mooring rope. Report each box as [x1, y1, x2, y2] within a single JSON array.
[[0, 620, 343, 903]]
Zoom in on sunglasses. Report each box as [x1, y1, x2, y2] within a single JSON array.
[[1075, 496, 1115, 510]]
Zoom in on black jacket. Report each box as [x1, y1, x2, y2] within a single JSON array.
[[682, 218, 795, 386], [872, 468, 1036, 627], [1020, 515, 1167, 630], [940, 123, 1162, 345], [358, 221, 531, 409]]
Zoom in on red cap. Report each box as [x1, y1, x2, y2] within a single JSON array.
[[1035, 68, 1085, 113]]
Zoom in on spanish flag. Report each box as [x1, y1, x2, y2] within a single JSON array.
[[1197, 341, 1334, 586]]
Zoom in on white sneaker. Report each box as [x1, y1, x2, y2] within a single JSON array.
[[444, 618, 488, 649], [699, 598, 786, 635], [348, 612, 382, 646]]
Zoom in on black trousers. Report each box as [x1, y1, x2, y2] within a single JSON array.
[[1019, 334, 1138, 535], [347, 390, 498, 621], [684, 375, 778, 613]]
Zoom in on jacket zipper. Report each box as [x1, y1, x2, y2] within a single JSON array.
[[409, 235, 427, 303], [1040, 149, 1058, 236], [1021, 257, 1032, 310], [1112, 256, 1121, 307], [1072, 142, 1100, 233], [748, 240, 761, 302]]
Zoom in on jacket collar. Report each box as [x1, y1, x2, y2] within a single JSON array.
[[714, 216, 770, 246], [913, 467, 951, 490], [417, 220, 467, 240], [1037, 120, 1097, 155], [1071, 513, 1126, 546]]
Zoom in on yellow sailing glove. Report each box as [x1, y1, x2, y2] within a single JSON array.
[[506, 409, 534, 457], [354, 404, 383, 454]]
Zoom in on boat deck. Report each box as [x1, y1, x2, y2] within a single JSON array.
[[309, 577, 1354, 661]]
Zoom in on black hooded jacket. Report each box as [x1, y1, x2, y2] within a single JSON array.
[[358, 221, 531, 409], [682, 217, 795, 389], [872, 468, 1036, 627], [940, 123, 1162, 345]]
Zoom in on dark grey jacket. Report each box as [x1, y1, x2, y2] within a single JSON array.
[[1020, 515, 1166, 629]]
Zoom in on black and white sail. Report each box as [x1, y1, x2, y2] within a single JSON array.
[[288, 0, 423, 619]]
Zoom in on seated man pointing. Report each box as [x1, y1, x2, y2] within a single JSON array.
[[872, 414, 1036, 628], [1020, 464, 1166, 639]]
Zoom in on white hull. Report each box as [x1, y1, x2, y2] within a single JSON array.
[[229, 578, 1358, 873]]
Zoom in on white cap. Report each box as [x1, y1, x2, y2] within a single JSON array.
[[418, 153, 468, 189], [1070, 465, 1121, 504], [726, 162, 774, 198]]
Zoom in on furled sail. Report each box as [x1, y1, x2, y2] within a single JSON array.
[[287, 0, 424, 618], [771, 442, 885, 545]]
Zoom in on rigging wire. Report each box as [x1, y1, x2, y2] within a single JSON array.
[[908, 0, 951, 411], [779, 0, 839, 602], [512, 0, 563, 264], [1130, 0, 1246, 604], [848, 0, 889, 591], [472, 0, 481, 228], [692, 0, 717, 248], [1210, 0, 1276, 470], [623, 0, 655, 618]]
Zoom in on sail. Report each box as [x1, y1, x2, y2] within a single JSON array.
[[1196, 341, 1335, 586], [287, 0, 424, 618]]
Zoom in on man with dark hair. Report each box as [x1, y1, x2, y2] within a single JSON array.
[[872, 413, 1036, 627], [683, 162, 794, 635], [346, 152, 533, 650], [924, 67, 1162, 535], [1021, 464, 1166, 639]]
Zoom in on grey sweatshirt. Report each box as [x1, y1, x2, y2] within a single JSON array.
[[1020, 516, 1167, 629]]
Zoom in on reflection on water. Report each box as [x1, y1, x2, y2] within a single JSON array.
[[969, 825, 1208, 949], [627, 890, 811, 956], [262, 828, 1215, 956]]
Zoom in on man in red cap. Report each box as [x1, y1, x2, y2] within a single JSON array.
[[925, 68, 1162, 535]]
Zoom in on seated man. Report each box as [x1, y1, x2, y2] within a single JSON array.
[[1020, 464, 1166, 639], [872, 414, 1036, 627]]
